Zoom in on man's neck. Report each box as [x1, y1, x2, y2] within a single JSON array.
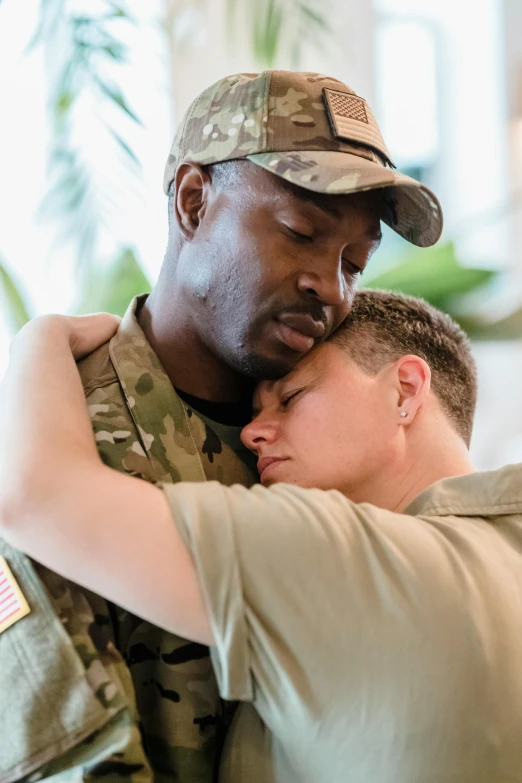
[[138, 287, 254, 403]]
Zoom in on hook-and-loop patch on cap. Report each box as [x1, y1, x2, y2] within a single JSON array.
[[322, 88, 396, 169]]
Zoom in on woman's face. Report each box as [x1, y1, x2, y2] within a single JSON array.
[[240, 343, 399, 501]]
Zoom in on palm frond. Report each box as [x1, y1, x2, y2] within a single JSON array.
[[35, 0, 142, 270]]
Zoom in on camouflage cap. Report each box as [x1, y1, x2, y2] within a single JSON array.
[[164, 70, 443, 247]]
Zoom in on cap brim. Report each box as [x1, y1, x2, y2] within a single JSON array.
[[247, 150, 443, 248]]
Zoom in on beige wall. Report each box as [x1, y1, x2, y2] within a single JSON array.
[[503, 0, 522, 276], [468, 0, 522, 471]]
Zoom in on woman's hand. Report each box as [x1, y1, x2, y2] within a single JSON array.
[[13, 313, 121, 361], [66, 313, 121, 359]]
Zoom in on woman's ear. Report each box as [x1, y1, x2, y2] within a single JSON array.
[[393, 354, 431, 424], [172, 162, 212, 240]]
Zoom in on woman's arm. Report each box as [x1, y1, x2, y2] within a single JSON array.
[[0, 315, 213, 644]]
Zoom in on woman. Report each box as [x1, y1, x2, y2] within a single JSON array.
[[1, 290, 522, 783]]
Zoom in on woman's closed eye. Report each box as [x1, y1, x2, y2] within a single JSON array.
[[281, 389, 303, 408]]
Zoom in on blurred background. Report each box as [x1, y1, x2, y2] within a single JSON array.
[[0, 0, 521, 469]]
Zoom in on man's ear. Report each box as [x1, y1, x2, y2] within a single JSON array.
[[172, 162, 212, 240], [393, 354, 431, 424]]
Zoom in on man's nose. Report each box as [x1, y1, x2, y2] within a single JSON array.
[[297, 262, 345, 308], [241, 416, 278, 453]]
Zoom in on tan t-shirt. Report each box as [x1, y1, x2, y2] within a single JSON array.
[[162, 464, 522, 783]]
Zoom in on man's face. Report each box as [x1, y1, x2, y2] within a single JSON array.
[[178, 163, 382, 380], [240, 343, 398, 500]]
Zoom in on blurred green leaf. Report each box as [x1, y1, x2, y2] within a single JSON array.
[[95, 80, 143, 126], [361, 242, 522, 340], [457, 306, 522, 341], [76, 248, 150, 316], [225, 0, 239, 30], [227, 0, 329, 67], [253, 0, 284, 66], [108, 128, 141, 165], [101, 41, 127, 60], [27, 0, 62, 51], [105, 0, 133, 19], [0, 259, 32, 333], [296, 1, 329, 30], [363, 242, 497, 310], [55, 88, 76, 116]]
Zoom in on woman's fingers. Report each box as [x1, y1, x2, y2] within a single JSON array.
[[66, 313, 122, 359], [13, 313, 121, 361]]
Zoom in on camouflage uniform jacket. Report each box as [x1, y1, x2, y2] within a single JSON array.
[[78, 295, 257, 782], [0, 542, 153, 783], [0, 296, 256, 783]]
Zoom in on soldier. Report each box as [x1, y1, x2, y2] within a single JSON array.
[[0, 70, 442, 783]]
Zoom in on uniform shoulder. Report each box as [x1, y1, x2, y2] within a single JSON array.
[[78, 341, 117, 396]]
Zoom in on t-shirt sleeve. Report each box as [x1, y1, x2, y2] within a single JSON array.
[[160, 481, 522, 783], [160, 480, 445, 704]]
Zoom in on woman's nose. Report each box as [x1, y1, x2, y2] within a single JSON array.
[[241, 416, 278, 452]]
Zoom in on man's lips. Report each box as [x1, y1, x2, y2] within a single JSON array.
[[275, 313, 326, 354], [257, 456, 288, 480]]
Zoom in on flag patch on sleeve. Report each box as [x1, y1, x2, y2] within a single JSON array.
[[0, 556, 30, 634]]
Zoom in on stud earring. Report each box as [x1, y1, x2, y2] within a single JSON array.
[[400, 411, 407, 418]]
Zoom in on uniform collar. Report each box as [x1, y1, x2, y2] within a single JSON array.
[[405, 463, 522, 518], [108, 295, 207, 484]]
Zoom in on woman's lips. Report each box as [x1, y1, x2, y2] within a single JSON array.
[[257, 456, 288, 481]]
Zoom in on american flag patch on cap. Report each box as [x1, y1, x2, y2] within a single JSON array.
[[325, 90, 368, 123], [0, 556, 30, 634]]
